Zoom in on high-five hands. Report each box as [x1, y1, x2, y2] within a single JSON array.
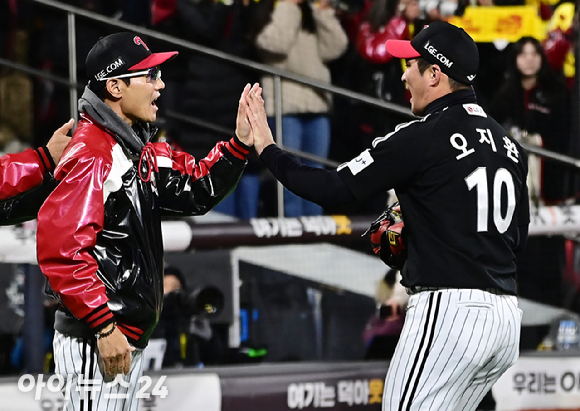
[[235, 83, 262, 147], [242, 83, 276, 155]]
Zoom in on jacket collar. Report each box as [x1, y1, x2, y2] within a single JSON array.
[[423, 88, 477, 116], [78, 86, 155, 157]]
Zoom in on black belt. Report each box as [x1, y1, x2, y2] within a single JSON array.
[[405, 286, 508, 296]]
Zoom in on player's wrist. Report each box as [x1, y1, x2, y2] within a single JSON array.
[[95, 322, 117, 340], [255, 141, 275, 156]]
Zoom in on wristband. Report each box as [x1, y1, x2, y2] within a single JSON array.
[[95, 322, 116, 340]]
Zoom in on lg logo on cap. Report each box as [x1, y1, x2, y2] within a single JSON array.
[[424, 41, 453, 68], [133, 36, 150, 51], [94, 57, 125, 81]]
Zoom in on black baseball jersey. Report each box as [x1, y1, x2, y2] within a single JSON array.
[[337, 89, 529, 294]]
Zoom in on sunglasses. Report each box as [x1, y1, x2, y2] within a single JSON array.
[[101, 66, 161, 83]]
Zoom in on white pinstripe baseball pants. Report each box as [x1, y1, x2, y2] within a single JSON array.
[[53, 331, 144, 411], [382, 289, 522, 411]]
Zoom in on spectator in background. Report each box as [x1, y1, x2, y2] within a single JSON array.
[[491, 36, 571, 205], [491, 36, 569, 317], [160, 0, 262, 219], [250, 0, 348, 217], [542, 1, 576, 90], [353, 0, 421, 146], [356, 0, 421, 104], [363, 269, 407, 360], [457, 0, 524, 111]]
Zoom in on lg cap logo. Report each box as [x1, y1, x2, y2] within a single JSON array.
[[423, 41, 453, 68], [94, 57, 125, 81], [133, 36, 150, 51]]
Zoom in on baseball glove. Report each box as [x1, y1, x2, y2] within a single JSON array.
[[362, 201, 407, 270]]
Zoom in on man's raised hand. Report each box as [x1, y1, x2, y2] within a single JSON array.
[[245, 85, 275, 155]]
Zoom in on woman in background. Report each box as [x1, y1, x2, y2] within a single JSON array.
[[491, 36, 571, 205], [250, 0, 348, 217]]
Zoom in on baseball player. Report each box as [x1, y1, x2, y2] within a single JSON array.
[[245, 21, 529, 411], [36, 33, 255, 410]]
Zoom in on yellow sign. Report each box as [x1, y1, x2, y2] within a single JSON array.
[[331, 215, 352, 235], [448, 6, 547, 43]]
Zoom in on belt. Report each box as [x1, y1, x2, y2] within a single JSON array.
[[405, 286, 508, 296]]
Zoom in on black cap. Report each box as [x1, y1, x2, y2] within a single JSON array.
[[86, 32, 178, 92], [386, 21, 479, 85]]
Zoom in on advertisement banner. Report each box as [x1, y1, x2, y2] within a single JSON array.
[[448, 6, 547, 43], [493, 355, 580, 411], [220, 363, 388, 411]]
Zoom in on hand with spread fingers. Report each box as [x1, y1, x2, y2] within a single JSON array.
[[244, 85, 276, 155]]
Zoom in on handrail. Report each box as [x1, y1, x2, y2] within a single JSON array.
[[0, 56, 339, 167], [27, 0, 416, 118], [10, 0, 580, 192], [4, 53, 578, 170]]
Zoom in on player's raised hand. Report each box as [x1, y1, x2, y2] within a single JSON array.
[[235, 84, 253, 146], [47, 118, 74, 165], [245, 85, 275, 155]]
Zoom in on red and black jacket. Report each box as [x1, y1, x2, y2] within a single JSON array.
[[37, 113, 248, 348]]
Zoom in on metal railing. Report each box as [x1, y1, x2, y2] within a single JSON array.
[[6, 0, 580, 209]]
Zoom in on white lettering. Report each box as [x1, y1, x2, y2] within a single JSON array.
[[424, 41, 453, 68], [94, 57, 126, 81], [450, 133, 475, 160]]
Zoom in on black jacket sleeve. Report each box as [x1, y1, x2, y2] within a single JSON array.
[[259, 144, 356, 209], [0, 173, 58, 225]]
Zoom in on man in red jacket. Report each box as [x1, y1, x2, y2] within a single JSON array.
[[37, 32, 255, 410]]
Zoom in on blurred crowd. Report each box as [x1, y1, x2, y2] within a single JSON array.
[[1, 0, 578, 218]]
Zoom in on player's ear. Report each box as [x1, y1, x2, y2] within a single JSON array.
[[106, 79, 123, 99], [429, 65, 442, 87]]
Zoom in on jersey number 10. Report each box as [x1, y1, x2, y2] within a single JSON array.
[[465, 167, 516, 234]]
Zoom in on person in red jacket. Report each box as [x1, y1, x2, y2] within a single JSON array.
[[0, 119, 71, 201], [0, 120, 72, 223], [350, 0, 421, 152], [356, 0, 421, 102], [36, 33, 255, 409]]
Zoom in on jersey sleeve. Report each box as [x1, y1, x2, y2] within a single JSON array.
[[37, 142, 115, 332], [337, 120, 429, 201], [0, 147, 54, 200], [154, 135, 249, 215]]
